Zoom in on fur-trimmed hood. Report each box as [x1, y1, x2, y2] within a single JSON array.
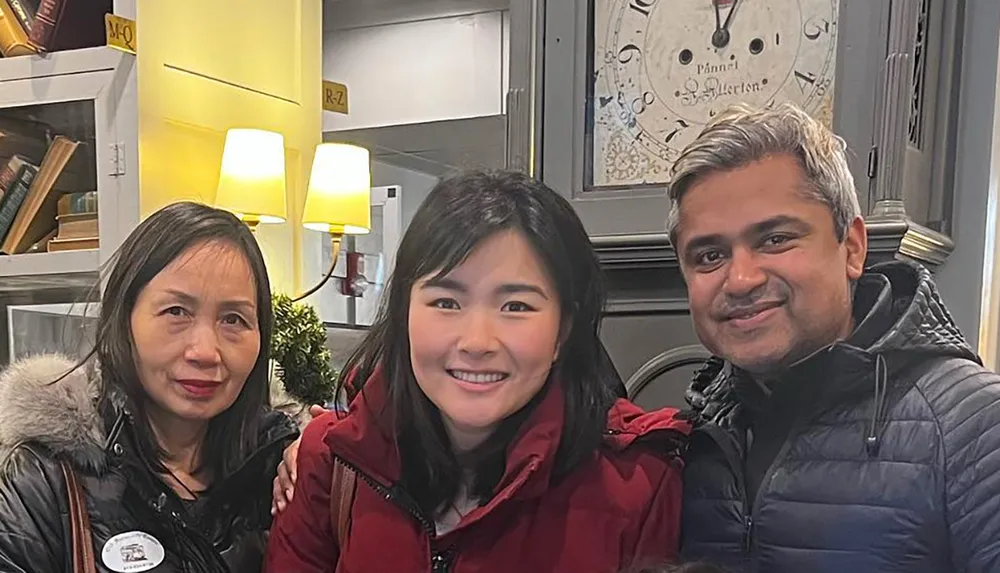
[[0, 354, 105, 473], [0, 353, 306, 475]]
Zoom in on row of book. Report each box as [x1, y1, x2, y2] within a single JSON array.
[[0, 0, 112, 57], [0, 113, 95, 254]]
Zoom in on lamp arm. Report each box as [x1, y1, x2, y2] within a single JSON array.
[[292, 233, 342, 302]]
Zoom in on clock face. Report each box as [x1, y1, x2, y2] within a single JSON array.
[[589, 0, 839, 189]]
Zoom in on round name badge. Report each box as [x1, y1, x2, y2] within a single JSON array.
[[101, 531, 166, 572]]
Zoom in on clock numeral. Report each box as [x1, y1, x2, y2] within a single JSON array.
[[631, 91, 656, 114], [815, 77, 832, 97], [803, 17, 831, 41], [617, 43, 642, 64], [794, 70, 817, 92], [628, 0, 657, 17], [794, 70, 832, 96], [664, 119, 690, 145]]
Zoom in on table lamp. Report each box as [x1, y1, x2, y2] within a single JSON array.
[[215, 128, 287, 231], [293, 142, 372, 302]]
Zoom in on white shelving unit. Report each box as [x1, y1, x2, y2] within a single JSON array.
[[0, 249, 100, 290], [0, 1, 138, 361]]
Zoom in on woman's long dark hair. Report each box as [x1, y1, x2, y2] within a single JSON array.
[[84, 201, 273, 480], [336, 169, 617, 518]]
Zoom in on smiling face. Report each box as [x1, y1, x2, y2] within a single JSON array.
[[407, 230, 563, 451], [674, 154, 867, 375], [130, 240, 261, 426]]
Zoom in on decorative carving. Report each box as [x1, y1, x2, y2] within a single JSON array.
[[908, 0, 931, 148], [870, 0, 954, 265]]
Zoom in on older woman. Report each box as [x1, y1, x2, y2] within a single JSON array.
[[0, 202, 298, 573]]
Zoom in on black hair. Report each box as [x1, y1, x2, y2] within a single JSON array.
[[84, 201, 273, 480], [336, 169, 617, 518]]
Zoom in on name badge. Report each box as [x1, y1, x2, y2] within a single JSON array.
[[101, 531, 165, 572]]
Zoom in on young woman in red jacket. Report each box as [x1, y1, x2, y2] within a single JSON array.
[[263, 170, 691, 573]]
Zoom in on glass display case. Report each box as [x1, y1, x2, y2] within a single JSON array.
[[6, 302, 98, 363]]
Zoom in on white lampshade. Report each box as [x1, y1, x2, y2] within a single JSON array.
[[215, 128, 287, 224], [302, 143, 371, 234]]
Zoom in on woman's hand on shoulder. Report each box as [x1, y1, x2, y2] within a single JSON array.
[[271, 404, 331, 515]]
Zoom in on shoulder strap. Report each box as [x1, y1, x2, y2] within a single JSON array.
[[60, 461, 97, 573], [329, 458, 358, 549]]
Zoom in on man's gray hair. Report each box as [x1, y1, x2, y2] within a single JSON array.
[[665, 102, 861, 244]]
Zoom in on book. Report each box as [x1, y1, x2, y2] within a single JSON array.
[[6, 0, 38, 31], [0, 135, 80, 254], [47, 235, 96, 251], [0, 155, 33, 201], [0, 0, 35, 56], [0, 160, 38, 245], [27, 0, 112, 53]]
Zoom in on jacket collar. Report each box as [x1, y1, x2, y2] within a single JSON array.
[[687, 260, 980, 430], [0, 353, 298, 480], [326, 366, 565, 503], [327, 366, 692, 505], [730, 272, 896, 415]]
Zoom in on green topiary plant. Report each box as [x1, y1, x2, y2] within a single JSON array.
[[270, 292, 337, 409]]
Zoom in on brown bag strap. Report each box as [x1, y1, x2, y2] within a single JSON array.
[[60, 461, 97, 573], [329, 458, 357, 550]]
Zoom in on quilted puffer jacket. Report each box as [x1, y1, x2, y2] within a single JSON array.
[[0, 354, 299, 573], [680, 260, 1000, 573]]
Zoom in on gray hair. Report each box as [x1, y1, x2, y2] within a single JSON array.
[[665, 102, 861, 245]]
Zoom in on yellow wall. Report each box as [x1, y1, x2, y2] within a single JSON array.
[[135, 0, 322, 294]]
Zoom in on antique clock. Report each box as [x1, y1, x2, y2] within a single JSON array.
[[589, 0, 838, 189], [538, 0, 961, 271]]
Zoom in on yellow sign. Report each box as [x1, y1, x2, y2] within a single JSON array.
[[322, 81, 349, 114], [105, 13, 136, 54]]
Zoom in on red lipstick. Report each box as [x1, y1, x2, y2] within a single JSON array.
[[175, 379, 221, 398]]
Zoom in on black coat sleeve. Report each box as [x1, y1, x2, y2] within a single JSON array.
[[937, 361, 1000, 573], [0, 446, 68, 573]]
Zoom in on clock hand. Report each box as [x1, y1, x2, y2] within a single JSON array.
[[711, 0, 731, 48], [721, 0, 741, 32]]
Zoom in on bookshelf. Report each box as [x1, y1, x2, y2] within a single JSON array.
[[0, 0, 323, 364], [0, 44, 126, 81], [0, 249, 100, 291], [0, 0, 139, 362]]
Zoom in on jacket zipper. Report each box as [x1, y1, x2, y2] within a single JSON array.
[[333, 455, 455, 572], [701, 424, 753, 555], [744, 411, 810, 559], [431, 547, 456, 572], [148, 493, 229, 573], [742, 515, 753, 552]]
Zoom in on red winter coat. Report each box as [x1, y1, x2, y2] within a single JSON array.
[[264, 372, 691, 573]]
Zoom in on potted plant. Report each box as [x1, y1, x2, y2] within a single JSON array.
[[269, 292, 337, 425]]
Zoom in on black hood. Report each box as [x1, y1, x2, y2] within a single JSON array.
[[686, 260, 981, 440], [863, 260, 978, 359]]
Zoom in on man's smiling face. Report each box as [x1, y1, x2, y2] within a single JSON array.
[[674, 153, 867, 374]]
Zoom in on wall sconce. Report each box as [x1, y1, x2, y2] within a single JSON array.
[[293, 142, 372, 302], [215, 128, 287, 231]]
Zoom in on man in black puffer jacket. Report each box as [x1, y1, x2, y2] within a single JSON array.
[[666, 103, 1000, 572]]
